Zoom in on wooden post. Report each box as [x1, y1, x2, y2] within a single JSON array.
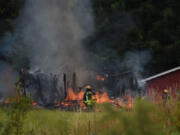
[[63, 73, 67, 98], [72, 72, 77, 92]]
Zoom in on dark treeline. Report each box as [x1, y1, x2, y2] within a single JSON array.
[[0, 0, 25, 63], [90, 0, 180, 75], [0, 0, 24, 37], [0, 0, 180, 76]]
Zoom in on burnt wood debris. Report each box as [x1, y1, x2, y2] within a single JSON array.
[[11, 70, 139, 108]]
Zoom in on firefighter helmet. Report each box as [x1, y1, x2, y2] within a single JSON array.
[[164, 89, 168, 93], [85, 85, 92, 89]]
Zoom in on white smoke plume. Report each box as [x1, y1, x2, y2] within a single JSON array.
[[123, 50, 151, 79], [18, 0, 95, 85], [122, 50, 151, 89]]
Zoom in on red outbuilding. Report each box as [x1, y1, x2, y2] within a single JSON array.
[[142, 66, 180, 98]]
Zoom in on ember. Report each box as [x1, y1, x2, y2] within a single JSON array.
[[96, 75, 105, 81], [32, 101, 37, 106]]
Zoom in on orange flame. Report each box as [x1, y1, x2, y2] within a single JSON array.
[[32, 101, 37, 106], [60, 88, 133, 109], [95, 92, 113, 103], [61, 88, 116, 107], [2, 99, 9, 104], [96, 75, 105, 81], [65, 88, 84, 101], [60, 88, 85, 107], [125, 94, 133, 109]]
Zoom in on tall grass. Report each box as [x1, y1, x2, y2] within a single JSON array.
[[0, 93, 180, 135], [0, 85, 32, 135]]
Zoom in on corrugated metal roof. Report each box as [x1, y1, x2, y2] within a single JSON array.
[[141, 66, 180, 82]]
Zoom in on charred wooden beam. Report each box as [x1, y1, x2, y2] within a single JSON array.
[[63, 73, 67, 98], [72, 72, 77, 92], [37, 75, 46, 104]]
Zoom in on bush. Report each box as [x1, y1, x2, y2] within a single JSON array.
[[1, 85, 32, 135]]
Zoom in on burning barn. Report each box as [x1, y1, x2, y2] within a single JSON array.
[[142, 66, 180, 98], [0, 64, 140, 110], [14, 69, 138, 110]]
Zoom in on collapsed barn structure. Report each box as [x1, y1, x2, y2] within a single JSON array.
[[11, 70, 138, 109]]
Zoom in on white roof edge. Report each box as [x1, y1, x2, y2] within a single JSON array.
[[141, 66, 180, 82]]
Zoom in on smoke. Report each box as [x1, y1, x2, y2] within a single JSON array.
[[0, 62, 18, 97], [19, 0, 151, 92], [122, 51, 151, 79], [0, 0, 151, 98], [121, 50, 151, 91], [10, 0, 95, 85]]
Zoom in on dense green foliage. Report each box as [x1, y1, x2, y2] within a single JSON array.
[[0, 0, 179, 75]]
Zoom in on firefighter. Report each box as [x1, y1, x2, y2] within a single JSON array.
[[83, 85, 96, 108], [162, 89, 170, 105]]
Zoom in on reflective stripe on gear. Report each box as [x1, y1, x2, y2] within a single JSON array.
[[84, 91, 96, 106]]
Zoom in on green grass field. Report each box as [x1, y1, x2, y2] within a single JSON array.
[[0, 97, 180, 135]]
